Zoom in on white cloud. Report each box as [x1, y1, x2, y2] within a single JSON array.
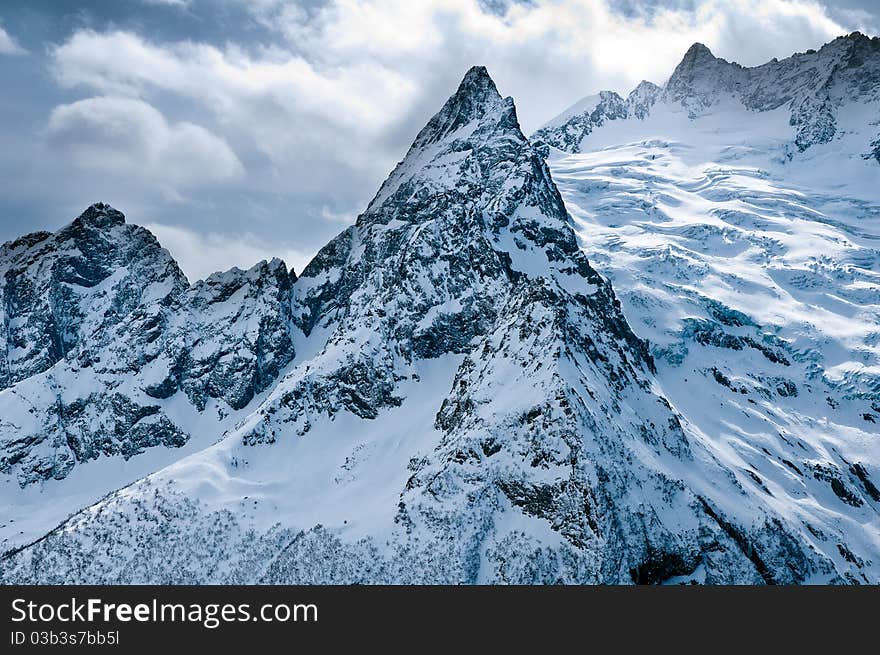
[[143, 0, 189, 5], [49, 1, 851, 139], [144, 222, 313, 282], [231, 0, 850, 128], [830, 8, 880, 35], [42, 1, 857, 243], [49, 29, 412, 162], [45, 96, 244, 188], [320, 205, 358, 224], [0, 23, 26, 55]]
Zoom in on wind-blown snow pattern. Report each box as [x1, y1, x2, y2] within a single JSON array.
[[2, 37, 879, 584]]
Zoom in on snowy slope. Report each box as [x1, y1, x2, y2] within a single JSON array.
[[531, 32, 880, 583], [2, 58, 878, 584], [548, 139, 880, 579]]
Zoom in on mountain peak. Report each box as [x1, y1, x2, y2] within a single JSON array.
[[460, 64, 495, 90], [682, 42, 715, 61], [662, 40, 742, 116], [627, 80, 661, 102], [410, 65, 509, 149], [72, 202, 126, 230], [843, 30, 872, 43], [366, 65, 522, 212], [668, 41, 726, 79], [455, 65, 502, 109], [631, 79, 660, 92]]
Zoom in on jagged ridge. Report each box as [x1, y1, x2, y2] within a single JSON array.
[[534, 32, 880, 157], [0, 203, 296, 487]]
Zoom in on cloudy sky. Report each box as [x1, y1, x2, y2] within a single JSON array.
[[0, 0, 877, 280]]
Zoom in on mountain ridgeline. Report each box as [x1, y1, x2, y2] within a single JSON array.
[[533, 31, 880, 159], [1, 37, 879, 584], [0, 203, 295, 485]]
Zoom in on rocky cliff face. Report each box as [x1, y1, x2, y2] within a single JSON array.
[[249, 66, 653, 444], [2, 62, 876, 584], [0, 203, 187, 390], [221, 66, 751, 583], [149, 258, 295, 412], [0, 204, 295, 487]]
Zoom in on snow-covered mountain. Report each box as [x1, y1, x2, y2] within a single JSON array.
[[1, 35, 879, 584], [0, 204, 296, 542], [534, 32, 880, 161]]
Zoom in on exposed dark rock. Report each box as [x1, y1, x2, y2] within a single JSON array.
[[0, 206, 295, 484]]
